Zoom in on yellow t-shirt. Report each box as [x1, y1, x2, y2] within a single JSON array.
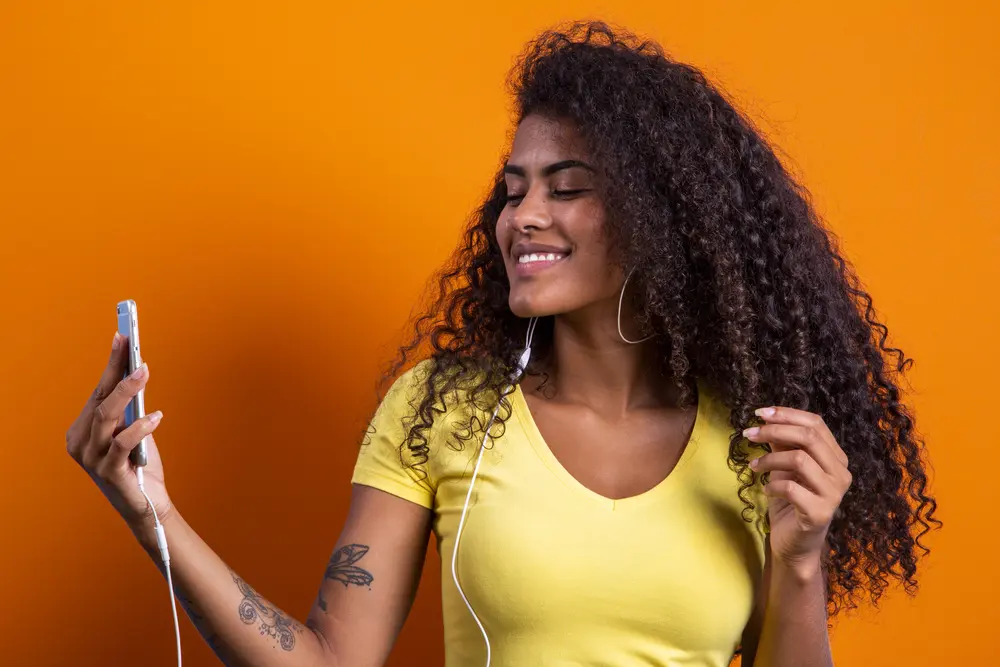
[[352, 362, 768, 667]]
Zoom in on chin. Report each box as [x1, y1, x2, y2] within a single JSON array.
[[508, 293, 571, 319]]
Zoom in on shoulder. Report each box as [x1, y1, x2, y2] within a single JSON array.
[[696, 379, 767, 462], [377, 358, 473, 414], [687, 381, 770, 544], [373, 358, 489, 440], [361, 359, 487, 484], [696, 379, 736, 437], [378, 360, 433, 413]]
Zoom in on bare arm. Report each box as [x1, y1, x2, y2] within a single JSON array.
[[134, 511, 322, 665], [739, 541, 832, 667], [68, 333, 433, 667], [130, 485, 432, 667], [304, 485, 433, 667], [753, 560, 832, 667], [739, 405, 850, 667]]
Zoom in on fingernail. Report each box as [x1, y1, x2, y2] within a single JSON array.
[[148, 410, 162, 425], [112, 332, 121, 350], [743, 426, 760, 438], [130, 363, 147, 380], [750, 457, 759, 469], [755, 407, 776, 418]]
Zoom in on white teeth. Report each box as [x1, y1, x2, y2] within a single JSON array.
[[518, 253, 566, 264]]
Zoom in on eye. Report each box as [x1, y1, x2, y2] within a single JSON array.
[[505, 194, 525, 206], [552, 188, 590, 199]]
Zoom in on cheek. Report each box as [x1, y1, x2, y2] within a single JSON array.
[[569, 213, 622, 293], [570, 244, 619, 297], [568, 205, 614, 266]]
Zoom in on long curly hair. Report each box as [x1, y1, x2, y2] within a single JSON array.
[[380, 20, 940, 618]]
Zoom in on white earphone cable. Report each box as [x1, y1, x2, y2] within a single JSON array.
[[136, 465, 182, 667], [451, 317, 537, 667], [134, 318, 542, 667], [450, 405, 499, 667]]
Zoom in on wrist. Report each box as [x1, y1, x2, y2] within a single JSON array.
[[128, 500, 178, 554], [773, 554, 825, 587]]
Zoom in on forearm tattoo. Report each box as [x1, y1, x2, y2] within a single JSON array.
[[317, 544, 374, 612], [233, 570, 305, 651]]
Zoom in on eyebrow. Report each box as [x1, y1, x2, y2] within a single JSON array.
[[503, 159, 595, 177]]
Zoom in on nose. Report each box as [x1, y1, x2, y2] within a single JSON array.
[[510, 188, 553, 232]]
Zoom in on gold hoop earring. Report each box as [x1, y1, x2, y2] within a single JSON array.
[[616, 269, 654, 344]]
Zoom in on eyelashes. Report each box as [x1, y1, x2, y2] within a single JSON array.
[[504, 189, 591, 206]]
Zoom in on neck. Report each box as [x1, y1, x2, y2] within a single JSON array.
[[542, 298, 664, 416]]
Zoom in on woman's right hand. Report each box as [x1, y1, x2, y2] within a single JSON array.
[[66, 332, 173, 539]]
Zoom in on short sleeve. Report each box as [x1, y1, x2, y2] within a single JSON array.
[[351, 363, 436, 509]]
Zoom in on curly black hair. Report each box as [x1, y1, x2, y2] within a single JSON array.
[[381, 20, 940, 618]]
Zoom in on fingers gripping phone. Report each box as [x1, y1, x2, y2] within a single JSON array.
[[116, 299, 147, 467]]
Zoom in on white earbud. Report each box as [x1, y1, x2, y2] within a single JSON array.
[[514, 316, 538, 379]]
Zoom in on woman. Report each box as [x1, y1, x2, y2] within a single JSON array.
[[67, 22, 939, 667]]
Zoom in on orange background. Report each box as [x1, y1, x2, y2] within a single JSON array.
[[1, 1, 996, 665]]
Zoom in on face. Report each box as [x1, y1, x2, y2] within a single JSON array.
[[497, 114, 623, 318]]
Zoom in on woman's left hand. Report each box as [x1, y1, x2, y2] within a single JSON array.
[[743, 406, 852, 577]]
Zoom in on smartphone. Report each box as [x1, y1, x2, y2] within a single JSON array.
[[116, 299, 147, 467]]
